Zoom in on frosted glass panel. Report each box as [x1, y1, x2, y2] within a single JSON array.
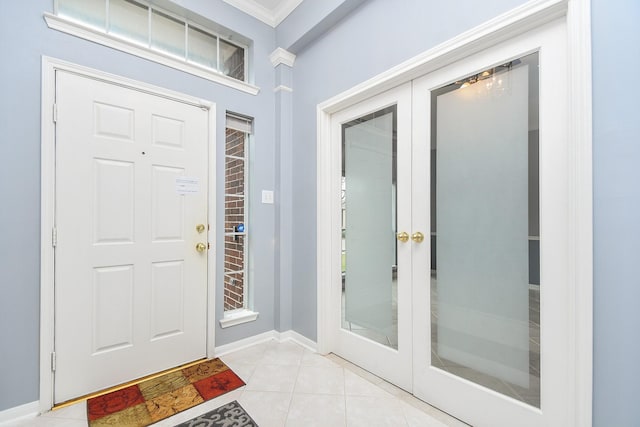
[[151, 10, 185, 58], [220, 39, 245, 81], [342, 107, 397, 349], [431, 54, 540, 407], [58, 0, 106, 29], [188, 26, 217, 69], [109, 0, 148, 45]]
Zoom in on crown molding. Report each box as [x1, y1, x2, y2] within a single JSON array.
[[223, 0, 303, 27], [270, 47, 296, 67], [272, 0, 303, 26]]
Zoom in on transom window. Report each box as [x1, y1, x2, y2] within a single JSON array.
[[56, 0, 247, 82]]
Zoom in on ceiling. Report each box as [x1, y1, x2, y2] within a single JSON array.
[[222, 0, 304, 27]]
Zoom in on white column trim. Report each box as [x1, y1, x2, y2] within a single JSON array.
[[274, 84, 294, 93], [270, 47, 296, 68]]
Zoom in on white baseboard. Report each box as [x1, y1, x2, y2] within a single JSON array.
[[0, 401, 39, 426], [279, 330, 318, 352], [214, 330, 279, 357], [214, 329, 318, 357]]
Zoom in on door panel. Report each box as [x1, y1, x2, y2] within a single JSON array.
[[54, 71, 209, 403], [412, 20, 568, 426], [331, 83, 413, 391]]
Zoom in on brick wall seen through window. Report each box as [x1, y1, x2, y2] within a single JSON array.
[[224, 128, 248, 311]]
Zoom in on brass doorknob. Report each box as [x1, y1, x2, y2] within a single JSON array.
[[196, 224, 206, 233], [195, 242, 207, 252], [411, 232, 425, 243], [396, 231, 409, 243]]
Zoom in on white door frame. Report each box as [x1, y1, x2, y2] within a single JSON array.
[[316, 0, 592, 425], [39, 56, 217, 412]]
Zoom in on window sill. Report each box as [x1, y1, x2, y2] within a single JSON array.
[[219, 309, 259, 329], [43, 13, 260, 96]]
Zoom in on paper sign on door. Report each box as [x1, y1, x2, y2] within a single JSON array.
[[176, 176, 199, 195]]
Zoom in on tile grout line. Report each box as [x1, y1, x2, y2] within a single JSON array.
[[282, 352, 304, 425]]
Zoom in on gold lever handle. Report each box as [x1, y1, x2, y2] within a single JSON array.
[[196, 224, 206, 233], [195, 242, 207, 253], [396, 231, 409, 243], [411, 232, 425, 243]]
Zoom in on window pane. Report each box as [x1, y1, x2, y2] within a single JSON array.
[[151, 9, 185, 58], [225, 128, 246, 156], [430, 53, 540, 407], [58, 0, 106, 29], [342, 107, 398, 349], [225, 158, 245, 195], [225, 195, 245, 233], [109, 0, 148, 45], [220, 39, 245, 81], [188, 26, 217, 69], [224, 125, 250, 314], [224, 235, 245, 272], [224, 270, 245, 311]]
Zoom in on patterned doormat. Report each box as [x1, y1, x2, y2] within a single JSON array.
[[87, 358, 245, 427], [174, 400, 258, 427]]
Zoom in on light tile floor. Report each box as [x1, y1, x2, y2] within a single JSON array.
[[6, 340, 468, 427]]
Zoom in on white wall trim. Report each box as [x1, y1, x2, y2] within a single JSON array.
[[274, 84, 293, 93], [0, 401, 39, 425], [223, 0, 302, 27], [214, 330, 279, 357], [279, 330, 318, 352], [316, 0, 592, 423], [219, 309, 260, 328], [270, 47, 297, 68], [272, 0, 304, 27], [43, 13, 260, 96], [214, 329, 318, 358], [39, 57, 57, 415], [566, 0, 593, 425], [40, 56, 217, 412]]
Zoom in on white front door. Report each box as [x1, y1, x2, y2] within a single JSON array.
[[328, 18, 572, 426], [54, 71, 210, 403]]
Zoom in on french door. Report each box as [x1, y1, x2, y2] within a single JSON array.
[[329, 83, 413, 391], [329, 18, 571, 426]]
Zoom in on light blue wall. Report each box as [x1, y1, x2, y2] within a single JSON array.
[[2, 0, 639, 423], [276, 0, 367, 53], [591, 0, 640, 425], [286, 0, 640, 423], [0, 0, 278, 412], [289, 0, 529, 340]]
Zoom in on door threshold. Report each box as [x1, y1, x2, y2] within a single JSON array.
[[52, 357, 207, 410]]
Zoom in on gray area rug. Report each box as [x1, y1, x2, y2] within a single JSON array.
[[173, 400, 258, 427]]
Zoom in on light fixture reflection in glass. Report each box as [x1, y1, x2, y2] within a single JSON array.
[[456, 63, 514, 97]]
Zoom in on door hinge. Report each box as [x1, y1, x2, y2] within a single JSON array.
[[52, 227, 58, 248], [51, 352, 56, 372], [53, 103, 58, 123]]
